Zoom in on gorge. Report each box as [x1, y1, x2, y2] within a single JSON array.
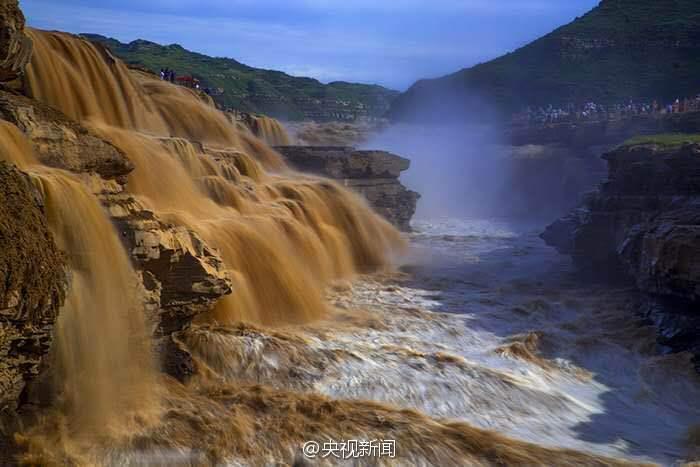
[[1, 0, 700, 465]]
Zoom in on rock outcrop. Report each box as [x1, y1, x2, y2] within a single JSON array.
[[275, 146, 420, 231], [0, 0, 32, 91], [543, 142, 700, 363], [0, 90, 133, 182], [101, 189, 232, 335], [0, 161, 66, 430], [0, 89, 232, 335]]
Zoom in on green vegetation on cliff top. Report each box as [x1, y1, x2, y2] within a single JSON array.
[[389, 0, 700, 121], [623, 133, 700, 147], [82, 34, 398, 122]]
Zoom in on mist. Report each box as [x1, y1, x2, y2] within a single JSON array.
[[362, 122, 511, 220], [364, 84, 606, 224]]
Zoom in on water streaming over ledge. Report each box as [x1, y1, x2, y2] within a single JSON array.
[[24, 27, 403, 326], [0, 120, 160, 460]]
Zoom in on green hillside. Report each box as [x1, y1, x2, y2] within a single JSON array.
[[388, 0, 700, 121], [82, 34, 398, 122]]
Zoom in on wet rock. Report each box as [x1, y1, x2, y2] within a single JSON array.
[[0, 0, 32, 91], [0, 161, 66, 426], [0, 97, 223, 335], [0, 89, 133, 182], [276, 146, 420, 231], [543, 142, 700, 361], [101, 190, 232, 334], [639, 297, 700, 365], [157, 334, 195, 382], [620, 202, 700, 302]]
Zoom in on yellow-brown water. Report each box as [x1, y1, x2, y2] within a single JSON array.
[[247, 114, 292, 146], [25, 27, 402, 326], [0, 121, 159, 462], [4, 26, 697, 466]]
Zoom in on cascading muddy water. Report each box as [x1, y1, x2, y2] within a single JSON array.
[[34, 172, 158, 431], [88, 123, 395, 325], [9, 27, 654, 466], [25, 27, 402, 326], [0, 121, 159, 459], [246, 114, 292, 146]]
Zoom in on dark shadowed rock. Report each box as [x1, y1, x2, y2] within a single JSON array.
[[0, 0, 32, 91], [157, 334, 195, 382], [543, 142, 700, 363], [276, 146, 420, 231], [0, 161, 66, 437]]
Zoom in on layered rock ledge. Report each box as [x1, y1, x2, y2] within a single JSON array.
[[543, 142, 700, 363], [275, 146, 420, 231]]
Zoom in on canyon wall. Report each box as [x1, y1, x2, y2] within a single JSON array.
[[275, 146, 420, 231], [503, 112, 700, 219], [543, 142, 700, 365]]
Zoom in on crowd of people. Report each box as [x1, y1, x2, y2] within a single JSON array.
[[159, 67, 214, 95], [160, 68, 176, 83], [515, 94, 700, 125]]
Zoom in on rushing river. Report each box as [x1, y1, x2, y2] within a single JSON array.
[[11, 27, 699, 464], [299, 217, 700, 465]]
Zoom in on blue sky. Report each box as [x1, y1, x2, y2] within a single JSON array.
[[22, 0, 599, 90]]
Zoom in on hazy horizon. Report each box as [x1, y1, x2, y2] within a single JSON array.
[[22, 0, 599, 90]]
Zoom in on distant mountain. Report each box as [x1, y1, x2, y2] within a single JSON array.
[[81, 34, 398, 122], [388, 0, 700, 121]]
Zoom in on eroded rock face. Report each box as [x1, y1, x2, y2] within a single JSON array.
[[0, 161, 66, 421], [0, 0, 32, 91], [0, 87, 229, 336], [543, 143, 700, 361], [276, 146, 420, 231], [0, 90, 133, 181], [99, 188, 232, 335]]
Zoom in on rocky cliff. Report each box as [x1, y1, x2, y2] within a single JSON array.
[[0, 161, 66, 448], [0, 87, 233, 432], [543, 141, 700, 365], [275, 146, 420, 231], [0, 0, 32, 91], [502, 112, 700, 219]]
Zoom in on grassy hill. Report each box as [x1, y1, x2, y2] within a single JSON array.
[[388, 0, 700, 121], [82, 34, 398, 122]]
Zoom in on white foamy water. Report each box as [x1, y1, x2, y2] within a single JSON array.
[[187, 217, 700, 465]]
